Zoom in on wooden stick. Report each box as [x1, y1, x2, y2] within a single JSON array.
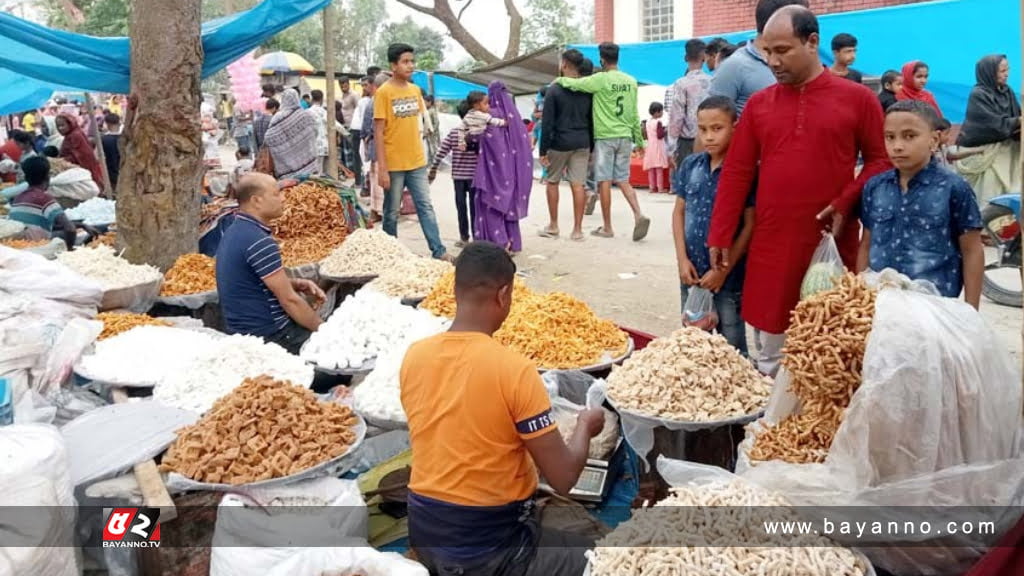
[[323, 0, 339, 179], [110, 388, 178, 522], [83, 92, 114, 197]]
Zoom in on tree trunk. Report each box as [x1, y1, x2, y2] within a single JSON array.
[[116, 0, 204, 271]]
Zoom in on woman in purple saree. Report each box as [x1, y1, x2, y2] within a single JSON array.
[[473, 81, 534, 253]]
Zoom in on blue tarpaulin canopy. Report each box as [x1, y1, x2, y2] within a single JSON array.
[[572, 0, 1020, 123], [0, 0, 331, 115], [412, 71, 486, 101]]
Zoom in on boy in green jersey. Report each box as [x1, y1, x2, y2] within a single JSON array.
[[556, 42, 651, 241]]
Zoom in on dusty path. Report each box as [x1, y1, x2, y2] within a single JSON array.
[[395, 170, 1023, 363]]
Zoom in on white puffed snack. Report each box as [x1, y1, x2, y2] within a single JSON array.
[[56, 245, 161, 290], [319, 228, 412, 278], [78, 325, 215, 386], [587, 479, 868, 575], [353, 316, 451, 424], [65, 197, 116, 225], [301, 289, 450, 370], [606, 328, 771, 422], [366, 257, 453, 300], [154, 334, 314, 413]]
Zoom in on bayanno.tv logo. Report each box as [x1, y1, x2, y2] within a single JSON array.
[[102, 507, 161, 548]]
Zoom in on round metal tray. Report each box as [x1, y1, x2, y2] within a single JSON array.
[[306, 357, 376, 376], [319, 272, 378, 284]]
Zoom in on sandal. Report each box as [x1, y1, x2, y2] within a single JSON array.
[[632, 216, 651, 242], [584, 193, 599, 216], [538, 227, 559, 239], [570, 232, 585, 241], [591, 227, 614, 238]]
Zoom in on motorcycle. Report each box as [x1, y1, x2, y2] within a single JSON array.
[[982, 193, 1021, 307]]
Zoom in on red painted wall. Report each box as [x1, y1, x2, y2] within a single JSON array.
[[595, 0, 615, 43], [693, 0, 928, 36]]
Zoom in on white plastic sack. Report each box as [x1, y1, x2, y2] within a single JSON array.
[[210, 478, 401, 576], [61, 400, 199, 487], [0, 424, 75, 510], [736, 284, 1024, 575], [0, 474, 79, 576], [212, 541, 426, 576], [100, 277, 162, 313], [0, 246, 103, 308], [49, 167, 100, 201], [19, 238, 67, 260]]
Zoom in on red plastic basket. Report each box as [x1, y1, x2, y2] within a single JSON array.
[[618, 325, 656, 351]]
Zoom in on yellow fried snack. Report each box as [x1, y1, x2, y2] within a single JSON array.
[[421, 271, 628, 369], [271, 182, 347, 267], [749, 273, 876, 464], [160, 253, 217, 296], [0, 238, 51, 249], [96, 312, 171, 340], [159, 375, 359, 485]]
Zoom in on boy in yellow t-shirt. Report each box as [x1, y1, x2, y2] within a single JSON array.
[[401, 242, 604, 576], [373, 42, 450, 261]]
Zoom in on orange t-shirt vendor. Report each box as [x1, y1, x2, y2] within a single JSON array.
[[400, 241, 605, 576]]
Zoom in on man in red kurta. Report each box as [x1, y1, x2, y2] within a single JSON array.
[[708, 6, 890, 375]]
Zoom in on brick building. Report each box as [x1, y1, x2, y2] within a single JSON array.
[[594, 0, 928, 43]]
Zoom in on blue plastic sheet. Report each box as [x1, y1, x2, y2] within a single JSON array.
[[573, 0, 1021, 123], [412, 71, 486, 101], [0, 0, 330, 115]]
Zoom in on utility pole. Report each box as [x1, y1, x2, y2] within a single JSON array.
[[323, 0, 338, 178]]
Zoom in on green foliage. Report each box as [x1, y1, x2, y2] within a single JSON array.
[[335, 0, 388, 73], [520, 0, 590, 53], [373, 16, 445, 72]]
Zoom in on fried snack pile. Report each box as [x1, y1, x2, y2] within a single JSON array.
[[749, 273, 876, 464], [159, 376, 359, 485], [367, 257, 453, 300], [92, 232, 117, 247], [588, 479, 867, 576], [607, 328, 771, 421], [271, 182, 347, 267], [421, 271, 628, 369], [0, 238, 51, 249], [160, 253, 216, 296], [96, 312, 171, 340]]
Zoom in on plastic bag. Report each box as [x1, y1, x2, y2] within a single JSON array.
[[800, 232, 845, 300], [37, 317, 102, 399], [682, 286, 718, 331], [209, 478, 424, 576], [0, 474, 79, 576], [736, 282, 1024, 575], [20, 238, 67, 260], [49, 167, 101, 201], [0, 246, 103, 308], [61, 400, 199, 487], [542, 371, 620, 461]]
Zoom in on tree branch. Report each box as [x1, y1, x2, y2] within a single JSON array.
[[502, 0, 522, 60], [421, 0, 501, 64], [456, 0, 474, 22], [392, 0, 436, 17]]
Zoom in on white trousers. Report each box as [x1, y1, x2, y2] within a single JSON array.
[[752, 328, 786, 377]]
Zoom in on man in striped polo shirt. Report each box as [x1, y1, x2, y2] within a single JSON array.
[[215, 173, 325, 354], [7, 156, 75, 249]]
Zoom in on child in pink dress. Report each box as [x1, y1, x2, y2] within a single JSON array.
[[643, 102, 669, 193]]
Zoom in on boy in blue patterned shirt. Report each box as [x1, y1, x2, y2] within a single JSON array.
[[672, 96, 755, 354], [858, 100, 984, 308]]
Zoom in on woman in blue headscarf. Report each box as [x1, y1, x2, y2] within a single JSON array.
[[472, 81, 533, 253]]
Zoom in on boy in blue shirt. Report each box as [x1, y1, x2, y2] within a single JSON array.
[[672, 96, 755, 354], [858, 99, 984, 308]]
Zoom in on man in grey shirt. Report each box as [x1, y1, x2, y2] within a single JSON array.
[[709, 0, 809, 114]]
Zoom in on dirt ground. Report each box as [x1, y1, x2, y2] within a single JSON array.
[[395, 169, 1024, 363]]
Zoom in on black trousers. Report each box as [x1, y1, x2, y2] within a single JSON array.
[[349, 129, 363, 185], [264, 320, 312, 356], [454, 179, 477, 241]]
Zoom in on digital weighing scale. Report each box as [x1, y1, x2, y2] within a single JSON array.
[[540, 440, 626, 503]]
